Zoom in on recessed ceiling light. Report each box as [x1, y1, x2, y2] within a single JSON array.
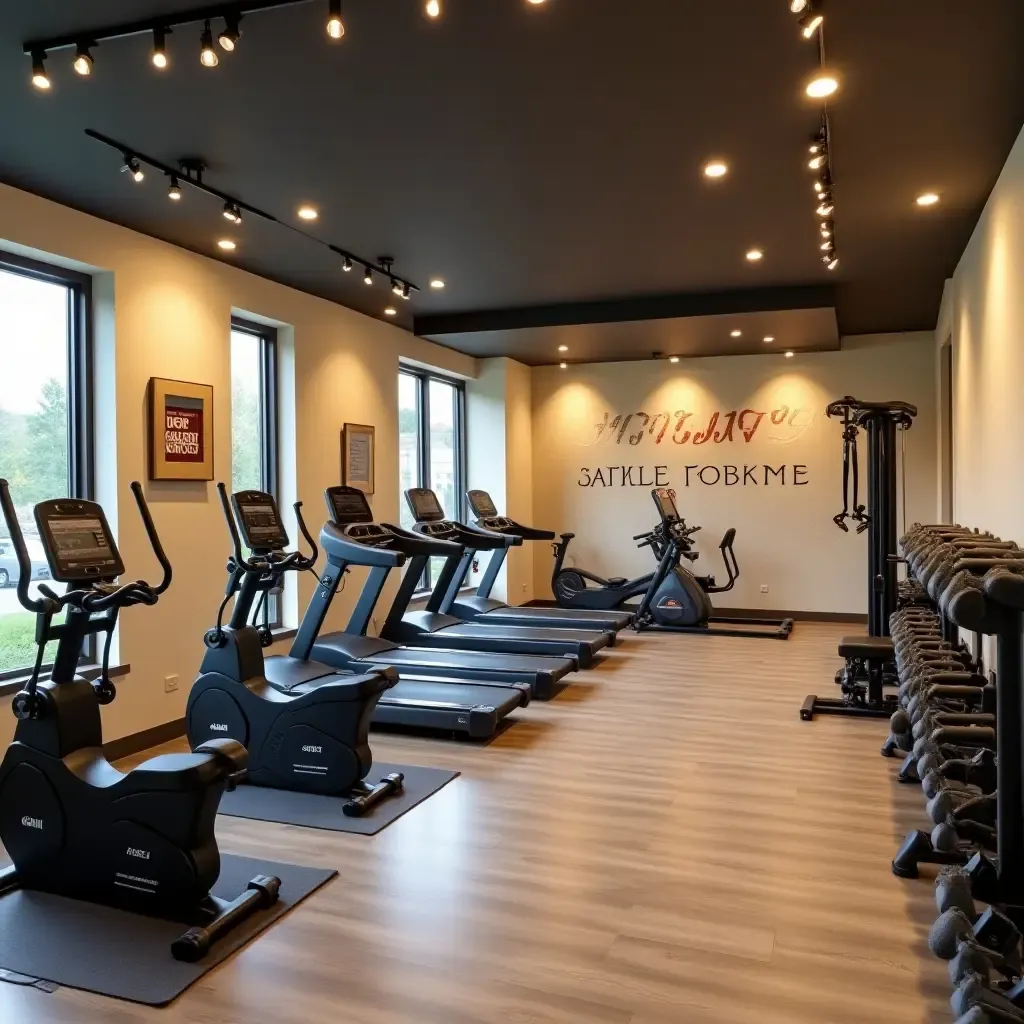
[[790, 0, 809, 10], [327, 0, 345, 39], [384, 307, 397, 317], [730, 329, 742, 338], [785, 351, 794, 358], [806, 74, 839, 99], [916, 192, 940, 207], [297, 205, 319, 221], [425, 0, 441, 16], [669, 356, 680, 364], [430, 278, 446, 289], [703, 160, 728, 179], [559, 362, 567, 369], [763, 336, 774, 344], [558, 345, 568, 353], [217, 239, 236, 251], [527, 0, 548, 5], [746, 249, 764, 262]]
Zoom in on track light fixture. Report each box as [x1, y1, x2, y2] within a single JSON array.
[[121, 154, 145, 182], [200, 20, 219, 66], [327, 0, 345, 39], [219, 13, 242, 50], [789, 0, 809, 10], [425, 0, 441, 17], [816, 200, 834, 217], [31, 51, 51, 90], [88, 128, 419, 298], [152, 27, 169, 68], [73, 43, 95, 76], [799, 11, 824, 38]]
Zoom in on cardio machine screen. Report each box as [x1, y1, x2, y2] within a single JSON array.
[[326, 486, 373, 525], [405, 488, 446, 523], [467, 490, 498, 518], [232, 491, 290, 552], [40, 511, 123, 582], [651, 488, 680, 523]]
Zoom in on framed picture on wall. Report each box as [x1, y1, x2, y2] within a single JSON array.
[[148, 377, 215, 481], [342, 423, 375, 494]]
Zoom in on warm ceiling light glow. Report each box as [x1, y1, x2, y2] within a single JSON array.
[[327, 0, 345, 39], [364, 266, 373, 285], [219, 13, 242, 50], [200, 20, 219, 66], [297, 205, 319, 221], [703, 160, 728, 179], [827, 257, 839, 271], [430, 278, 446, 289], [790, 0, 809, 10], [559, 362, 567, 369], [168, 176, 182, 201], [152, 28, 169, 68], [669, 356, 680, 364], [808, 154, 826, 170], [527, 0, 548, 4], [31, 52, 51, 90], [806, 74, 839, 99], [785, 351, 795, 358], [342, 256, 353, 272], [816, 201, 834, 217], [800, 13, 824, 38], [426, 0, 441, 17], [123, 156, 144, 182], [763, 336, 775, 343], [746, 248, 764, 262], [730, 330, 742, 338], [73, 44, 94, 76], [558, 345, 568, 352], [384, 307, 397, 317], [217, 239, 236, 251], [916, 192, 940, 207]]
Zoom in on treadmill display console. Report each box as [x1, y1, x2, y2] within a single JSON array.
[[35, 500, 125, 583], [651, 487, 680, 524], [326, 486, 373, 526], [405, 488, 446, 523], [466, 489, 498, 518], [480, 516, 514, 530], [232, 490, 290, 553], [345, 523, 393, 542]]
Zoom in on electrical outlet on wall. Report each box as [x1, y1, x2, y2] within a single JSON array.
[[760, 585, 769, 594], [522, 585, 527, 593], [164, 674, 179, 693]]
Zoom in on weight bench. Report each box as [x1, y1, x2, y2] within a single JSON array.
[[800, 634, 897, 720]]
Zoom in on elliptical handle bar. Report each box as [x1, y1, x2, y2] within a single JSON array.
[[217, 482, 256, 572], [0, 479, 45, 614], [291, 501, 319, 570], [130, 481, 173, 595]]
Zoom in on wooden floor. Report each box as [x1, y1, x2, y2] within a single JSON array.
[[0, 622, 952, 1023]]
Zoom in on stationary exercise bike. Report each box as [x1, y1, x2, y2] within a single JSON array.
[[633, 488, 794, 639], [187, 486, 401, 811], [550, 533, 656, 610], [0, 479, 279, 962]]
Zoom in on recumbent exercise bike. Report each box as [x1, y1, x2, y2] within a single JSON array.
[[0, 479, 279, 962]]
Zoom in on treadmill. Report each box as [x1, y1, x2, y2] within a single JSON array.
[[302, 487, 577, 701], [230, 489, 529, 739], [393, 488, 614, 667], [457, 489, 634, 633]]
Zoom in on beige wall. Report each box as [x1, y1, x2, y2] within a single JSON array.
[[940, 124, 1024, 542], [531, 335, 938, 615], [0, 182, 474, 745], [465, 357, 535, 603]]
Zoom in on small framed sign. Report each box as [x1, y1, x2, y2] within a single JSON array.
[[342, 423, 375, 494], [148, 377, 215, 481]]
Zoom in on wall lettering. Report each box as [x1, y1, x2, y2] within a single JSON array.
[[585, 405, 815, 447], [578, 466, 670, 488], [678, 465, 810, 487]]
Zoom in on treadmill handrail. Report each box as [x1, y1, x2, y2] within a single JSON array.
[[413, 520, 506, 551], [380, 522, 464, 558], [318, 521, 406, 568]]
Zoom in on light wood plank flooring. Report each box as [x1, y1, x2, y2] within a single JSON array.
[[0, 623, 951, 1023]]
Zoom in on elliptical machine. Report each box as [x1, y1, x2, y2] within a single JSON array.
[[633, 488, 794, 639], [550, 533, 656, 610], [0, 480, 279, 962], [187, 486, 399, 806]]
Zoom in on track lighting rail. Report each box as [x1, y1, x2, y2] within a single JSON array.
[[24, 0, 315, 56], [85, 128, 419, 293]]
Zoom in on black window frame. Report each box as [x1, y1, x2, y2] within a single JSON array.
[[0, 249, 94, 682], [398, 367, 467, 594], [230, 316, 281, 627]]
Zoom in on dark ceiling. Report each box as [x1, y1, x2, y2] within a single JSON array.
[[1, 0, 1021, 364]]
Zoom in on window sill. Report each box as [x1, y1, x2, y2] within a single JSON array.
[[270, 626, 297, 642], [0, 662, 131, 699]]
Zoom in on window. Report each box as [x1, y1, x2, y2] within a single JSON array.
[[398, 368, 466, 591], [230, 318, 280, 625], [0, 252, 92, 679]]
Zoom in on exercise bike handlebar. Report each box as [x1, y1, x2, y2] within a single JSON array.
[[130, 481, 173, 596], [218, 482, 252, 571], [291, 502, 319, 571], [0, 478, 45, 614]]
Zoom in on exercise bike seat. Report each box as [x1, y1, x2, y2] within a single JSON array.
[[607, 577, 629, 588], [560, 532, 575, 541], [263, 655, 397, 698]]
